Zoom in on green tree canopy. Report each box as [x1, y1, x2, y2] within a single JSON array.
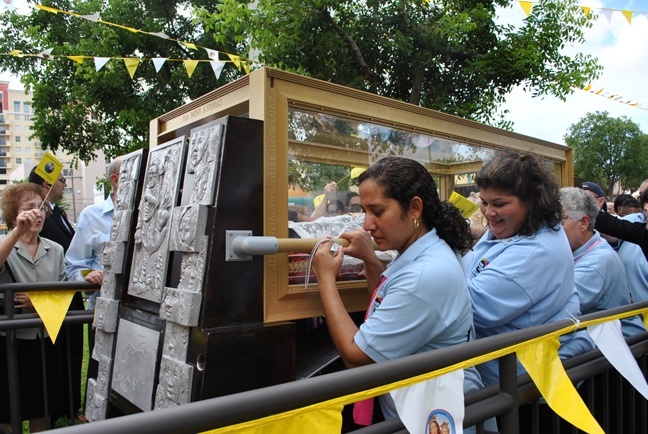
[[564, 111, 648, 195], [1, 0, 601, 162], [198, 0, 601, 126]]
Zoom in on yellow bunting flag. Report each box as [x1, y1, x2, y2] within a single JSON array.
[[517, 337, 604, 434], [68, 56, 85, 64], [622, 10, 633, 24], [203, 406, 342, 433], [29, 291, 76, 343], [243, 62, 250, 75], [181, 41, 198, 50], [313, 194, 325, 208], [35, 151, 63, 186], [580, 6, 591, 16], [350, 167, 366, 179], [123, 58, 140, 78], [228, 53, 242, 71], [183, 59, 199, 77], [448, 192, 480, 219], [35, 4, 59, 13], [519, 1, 533, 16]]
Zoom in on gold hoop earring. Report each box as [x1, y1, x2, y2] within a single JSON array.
[[413, 218, 419, 229]]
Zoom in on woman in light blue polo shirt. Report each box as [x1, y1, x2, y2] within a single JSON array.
[[464, 152, 594, 387], [311, 157, 487, 428]]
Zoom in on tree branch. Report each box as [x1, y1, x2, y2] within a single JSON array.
[[321, 8, 377, 93]]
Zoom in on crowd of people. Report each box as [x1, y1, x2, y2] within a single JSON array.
[[2, 148, 646, 431], [0, 159, 120, 431], [308, 152, 648, 430]]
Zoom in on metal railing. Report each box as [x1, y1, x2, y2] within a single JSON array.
[[0, 281, 98, 434], [2, 280, 648, 433]]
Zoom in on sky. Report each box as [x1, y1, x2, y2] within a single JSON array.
[[1, 0, 648, 146]]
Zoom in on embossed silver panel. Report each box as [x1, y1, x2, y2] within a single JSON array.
[[160, 287, 202, 327], [93, 297, 119, 332], [178, 252, 206, 291], [186, 122, 223, 206], [162, 322, 190, 362], [91, 328, 115, 362], [129, 137, 186, 302], [111, 319, 161, 411], [169, 205, 209, 253], [153, 355, 194, 409]]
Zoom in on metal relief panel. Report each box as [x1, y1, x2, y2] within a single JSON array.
[[169, 205, 209, 253], [111, 318, 161, 411], [186, 122, 223, 206], [92, 328, 115, 362], [178, 251, 206, 291], [93, 297, 119, 332], [160, 287, 202, 326], [153, 356, 194, 409], [162, 322, 190, 362], [129, 137, 186, 302]]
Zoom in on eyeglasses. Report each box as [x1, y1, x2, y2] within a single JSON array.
[[347, 204, 362, 213], [57, 177, 66, 183]]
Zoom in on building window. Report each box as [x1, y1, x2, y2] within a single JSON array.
[[24, 115, 31, 121], [62, 168, 73, 177], [16, 158, 21, 164], [13, 101, 20, 113], [0, 169, 5, 175], [0, 180, 7, 185], [25, 158, 31, 164], [14, 126, 20, 133], [23, 102, 31, 114], [25, 147, 30, 154], [14, 136, 21, 143], [13, 114, 20, 122], [15, 147, 21, 154]]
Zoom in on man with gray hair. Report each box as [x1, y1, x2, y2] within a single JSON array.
[[560, 187, 645, 337], [65, 157, 121, 384]]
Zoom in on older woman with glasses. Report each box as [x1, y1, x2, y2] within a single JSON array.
[[0, 183, 67, 432]]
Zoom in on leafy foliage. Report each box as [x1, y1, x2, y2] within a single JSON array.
[[564, 111, 648, 195], [1, 0, 601, 164], [0, 0, 244, 164], [198, 0, 601, 127]]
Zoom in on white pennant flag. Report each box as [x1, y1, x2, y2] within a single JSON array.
[[152, 58, 167, 73], [80, 13, 100, 22], [390, 369, 465, 434], [204, 48, 219, 61], [2, 0, 16, 11], [94, 57, 110, 71], [602, 9, 613, 24], [210, 60, 226, 80], [588, 320, 648, 400]]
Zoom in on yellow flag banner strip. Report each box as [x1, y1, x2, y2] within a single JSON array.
[[204, 307, 648, 433], [32, 4, 257, 66], [516, 1, 646, 25], [517, 337, 604, 433], [29, 290, 76, 343], [581, 84, 648, 111]]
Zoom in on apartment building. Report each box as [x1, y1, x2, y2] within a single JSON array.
[[0, 81, 108, 223]]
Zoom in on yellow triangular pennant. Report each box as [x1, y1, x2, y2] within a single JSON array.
[[35, 4, 59, 13], [68, 56, 85, 64], [123, 58, 140, 78], [183, 59, 199, 77], [9, 50, 23, 57], [243, 62, 250, 75], [580, 6, 591, 16], [622, 10, 633, 24], [595, 88, 604, 95], [29, 291, 76, 343], [519, 1, 533, 17], [228, 53, 242, 71], [181, 41, 198, 50], [517, 337, 604, 434], [583, 84, 592, 91]]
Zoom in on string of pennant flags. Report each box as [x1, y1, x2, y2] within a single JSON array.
[[1, 1, 647, 109]]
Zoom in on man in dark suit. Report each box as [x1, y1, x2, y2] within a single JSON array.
[[28, 165, 84, 423], [28, 166, 76, 250]]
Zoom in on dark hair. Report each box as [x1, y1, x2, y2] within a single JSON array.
[[613, 194, 634, 215], [345, 191, 360, 207], [28, 166, 47, 186], [475, 151, 562, 236], [358, 156, 472, 254], [1, 183, 47, 230]]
